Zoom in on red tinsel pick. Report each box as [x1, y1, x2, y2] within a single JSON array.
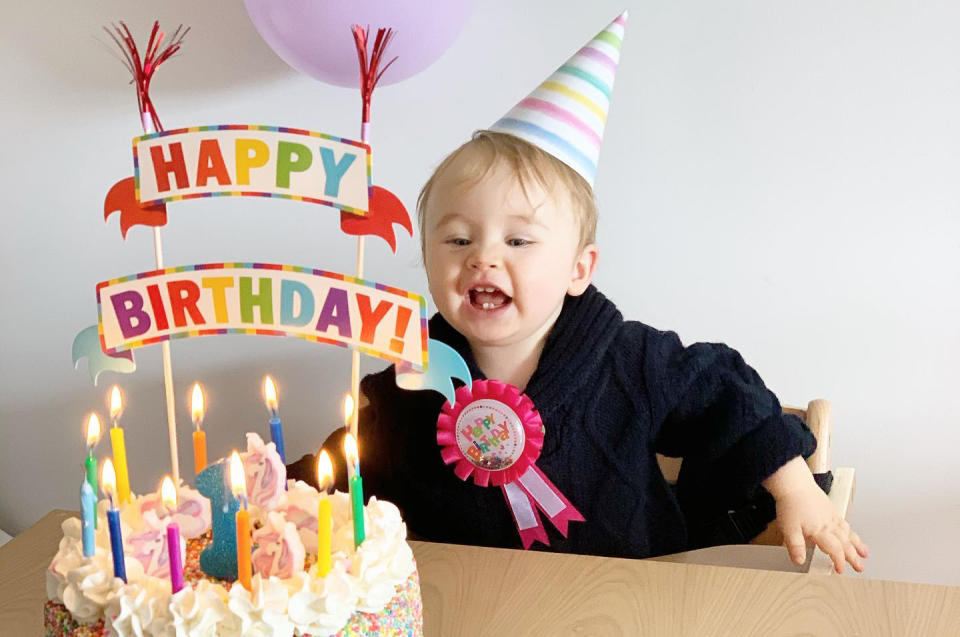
[[351, 25, 398, 127], [103, 21, 189, 133]]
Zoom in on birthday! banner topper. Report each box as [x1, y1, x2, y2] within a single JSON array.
[[133, 126, 372, 214], [97, 263, 428, 370]]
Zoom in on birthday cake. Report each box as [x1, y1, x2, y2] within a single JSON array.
[[45, 435, 423, 637]]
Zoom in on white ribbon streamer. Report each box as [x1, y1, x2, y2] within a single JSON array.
[[518, 467, 565, 517], [503, 481, 538, 531]]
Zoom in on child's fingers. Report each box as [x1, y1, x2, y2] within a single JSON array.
[[783, 529, 807, 565], [843, 538, 864, 572], [851, 531, 870, 558], [815, 531, 846, 574]]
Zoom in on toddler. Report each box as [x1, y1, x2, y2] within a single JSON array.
[[291, 12, 868, 573]]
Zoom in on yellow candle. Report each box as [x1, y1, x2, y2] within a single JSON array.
[[230, 451, 252, 591], [191, 384, 208, 475], [109, 386, 131, 505], [316, 450, 334, 578]]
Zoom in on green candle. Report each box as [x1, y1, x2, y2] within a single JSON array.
[[349, 473, 365, 548], [343, 432, 365, 548], [84, 413, 102, 529]]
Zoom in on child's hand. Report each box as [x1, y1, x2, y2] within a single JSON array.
[[762, 456, 869, 574]]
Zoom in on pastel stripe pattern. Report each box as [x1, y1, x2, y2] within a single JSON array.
[[490, 11, 627, 187]]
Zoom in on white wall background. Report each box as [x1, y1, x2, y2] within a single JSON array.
[[2, 1, 958, 587]]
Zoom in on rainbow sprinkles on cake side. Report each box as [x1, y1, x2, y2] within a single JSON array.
[[45, 434, 422, 636]]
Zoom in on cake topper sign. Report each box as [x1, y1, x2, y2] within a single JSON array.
[[132, 126, 372, 214], [97, 263, 428, 369]]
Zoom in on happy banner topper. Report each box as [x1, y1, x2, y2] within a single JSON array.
[[97, 263, 428, 370], [133, 125, 372, 214]]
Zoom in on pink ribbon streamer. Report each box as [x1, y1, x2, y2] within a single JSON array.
[[503, 465, 585, 549]]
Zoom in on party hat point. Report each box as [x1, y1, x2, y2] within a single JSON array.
[[489, 12, 627, 188]]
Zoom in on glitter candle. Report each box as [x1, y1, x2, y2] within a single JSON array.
[[230, 451, 252, 590], [101, 458, 127, 582], [191, 383, 208, 475], [161, 477, 185, 593], [84, 413, 102, 529], [108, 386, 131, 505], [263, 376, 285, 464], [316, 450, 334, 577]]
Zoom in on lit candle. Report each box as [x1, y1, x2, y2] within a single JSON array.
[[191, 383, 208, 475], [161, 476, 185, 593], [101, 458, 127, 582], [230, 451, 252, 591], [84, 413, 102, 529], [108, 386, 132, 505], [80, 474, 96, 557], [343, 430, 365, 548], [316, 450, 334, 577], [263, 376, 286, 464]]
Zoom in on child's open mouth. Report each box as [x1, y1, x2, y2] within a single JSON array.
[[468, 286, 512, 311]]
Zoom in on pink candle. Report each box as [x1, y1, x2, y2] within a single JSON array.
[[161, 476, 185, 593], [167, 522, 184, 593]]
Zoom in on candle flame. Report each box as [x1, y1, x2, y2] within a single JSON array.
[[229, 451, 246, 498], [191, 383, 205, 427], [342, 393, 355, 428], [343, 433, 359, 466], [161, 475, 178, 509], [109, 386, 123, 421], [101, 457, 116, 497], [263, 376, 278, 412], [85, 413, 102, 448], [317, 450, 334, 492]]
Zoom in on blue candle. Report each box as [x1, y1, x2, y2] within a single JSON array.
[[107, 509, 127, 582], [101, 458, 127, 582], [80, 478, 96, 557], [196, 458, 240, 579], [263, 376, 286, 464]]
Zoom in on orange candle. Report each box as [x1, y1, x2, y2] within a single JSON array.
[[191, 384, 208, 475], [230, 451, 252, 590]]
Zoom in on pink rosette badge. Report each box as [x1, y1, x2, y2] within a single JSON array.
[[437, 379, 584, 549]]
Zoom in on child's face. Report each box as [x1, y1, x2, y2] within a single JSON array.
[[423, 152, 596, 354]]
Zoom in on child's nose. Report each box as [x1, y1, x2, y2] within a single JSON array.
[[467, 244, 502, 270]]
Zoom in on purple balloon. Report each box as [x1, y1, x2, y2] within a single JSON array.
[[243, 0, 475, 88]]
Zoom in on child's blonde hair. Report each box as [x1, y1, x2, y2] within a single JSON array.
[[416, 130, 598, 253]]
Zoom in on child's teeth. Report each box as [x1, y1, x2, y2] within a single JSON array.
[[482, 302, 493, 309]]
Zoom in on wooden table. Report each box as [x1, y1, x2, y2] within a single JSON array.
[[4, 511, 960, 636]]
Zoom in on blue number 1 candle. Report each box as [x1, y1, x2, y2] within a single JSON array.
[[263, 376, 286, 464]]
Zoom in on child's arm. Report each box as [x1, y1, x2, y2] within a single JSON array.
[[762, 455, 869, 573]]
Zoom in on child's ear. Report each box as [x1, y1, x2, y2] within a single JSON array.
[[568, 243, 598, 296]]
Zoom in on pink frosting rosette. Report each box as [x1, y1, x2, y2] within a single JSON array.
[[436, 379, 584, 549], [139, 482, 211, 539]]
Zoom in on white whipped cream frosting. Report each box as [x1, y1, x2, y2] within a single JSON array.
[[47, 484, 415, 637]]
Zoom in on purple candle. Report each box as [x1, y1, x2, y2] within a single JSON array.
[[161, 476, 185, 593]]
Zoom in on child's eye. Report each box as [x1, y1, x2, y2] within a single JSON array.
[[446, 238, 470, 247], [507, 238, 532, 247]]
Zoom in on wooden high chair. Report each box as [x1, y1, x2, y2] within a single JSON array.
[[654, 399, 857, 575]]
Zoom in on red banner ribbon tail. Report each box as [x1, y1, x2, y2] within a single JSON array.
[[502, 482, 549, 549], [517, 465, 585, 537]]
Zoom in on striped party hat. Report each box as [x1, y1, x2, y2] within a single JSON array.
[[489, 11, 627, 188]]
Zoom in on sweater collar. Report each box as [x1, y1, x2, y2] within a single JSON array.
[[426, 285, 623, 413]]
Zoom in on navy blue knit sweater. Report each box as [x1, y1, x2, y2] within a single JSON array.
[[292, 285, 815, 558]]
